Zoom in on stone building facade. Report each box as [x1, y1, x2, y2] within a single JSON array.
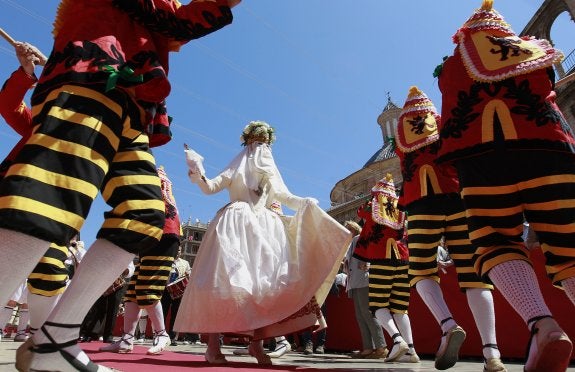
[[179, 218, 208, 267]]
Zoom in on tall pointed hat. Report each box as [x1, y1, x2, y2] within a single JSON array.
[[453, 0, 563, 82], [394, 86, 440, 153]]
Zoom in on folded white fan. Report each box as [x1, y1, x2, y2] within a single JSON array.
[[184, 144, 205, 176]]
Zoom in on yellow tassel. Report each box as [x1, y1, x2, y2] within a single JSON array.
[[408, 86, 422, 98], [481, 0, 494, 11]]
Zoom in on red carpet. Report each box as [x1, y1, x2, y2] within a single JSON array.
[[83, 342, 321, 372]]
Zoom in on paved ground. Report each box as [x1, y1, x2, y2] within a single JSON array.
[[0, 337, 574, 371]]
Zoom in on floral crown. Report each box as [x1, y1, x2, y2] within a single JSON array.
[[240, 120, 276, 146]]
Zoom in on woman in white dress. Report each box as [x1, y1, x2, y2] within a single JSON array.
[[175, 121, 351, 364]]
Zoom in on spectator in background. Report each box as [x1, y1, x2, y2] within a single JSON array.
[[80, 262, 134, 343], [162, 247, 192, 346], [343, 220, 388, 359]]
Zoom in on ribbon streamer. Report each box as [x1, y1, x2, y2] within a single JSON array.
[[100, 65, 143, 92]]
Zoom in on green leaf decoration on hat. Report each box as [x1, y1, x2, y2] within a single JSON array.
[[433, 56, 449, 78]]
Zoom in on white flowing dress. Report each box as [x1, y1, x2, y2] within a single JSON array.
[[174, 142, 351, 339]]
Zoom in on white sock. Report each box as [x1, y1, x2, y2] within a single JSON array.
[[562, 276, 575, 306], [27, 293, 62, 334], [0, 306, 15, 331], [375, 308, 403, 342], [275, 336, 288, 343], [145, 301, 167, 335], [393, 313, 415, 353], [466, 288, 500, 359], [16, 307, 29, 334], [415, 278, 456, 332], [488, 260, 551, 327], [0, 229, 50, 306], [30, 239, 134, 370], [124, 301, 142, 337]]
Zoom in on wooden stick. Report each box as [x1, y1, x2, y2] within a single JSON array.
[[0, 27, 16, 46]]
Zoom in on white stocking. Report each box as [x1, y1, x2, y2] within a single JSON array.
[[466, 288, 500, 359], [27, 293, 62, 334], [16, 307, 29, 333], [145, 300, 166, 334], [393, 313, 415, 352], [30, 239, 134, 371], [561, 276, 575, 306], [0, 306, 15, 332], [0, 229, 50, 306], [375, 308, 403, 341], [124, 301, 142, 337], [487, 259, 551, 328], [415, 278, 456, 332]]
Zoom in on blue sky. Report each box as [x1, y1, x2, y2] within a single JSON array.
[[1, 0, 574, 245]]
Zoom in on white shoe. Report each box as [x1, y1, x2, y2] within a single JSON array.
[[99, 334, 134, 353], [268, 341, 291, 358], [397, 351, 420, 363], [13, 331, 29, 342], [134, 338, 145, 344], [147, 331, 171, 355], [384, 339, 409, 362]]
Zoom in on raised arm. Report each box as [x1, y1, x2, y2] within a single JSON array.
[[188, 169, 231, 195], [0, 42, 44, 136]]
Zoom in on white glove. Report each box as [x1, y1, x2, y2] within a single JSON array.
[[303, 197, 319, 206], [184, 144, 205, 177]]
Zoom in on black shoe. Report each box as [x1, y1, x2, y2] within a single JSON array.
[[170, 340, 178, 346], [103, 336, 114, 343]]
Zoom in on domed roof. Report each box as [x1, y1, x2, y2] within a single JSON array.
[[363, 137, 397, 167]]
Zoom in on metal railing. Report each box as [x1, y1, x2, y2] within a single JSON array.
[[561, 48, 575, 76]]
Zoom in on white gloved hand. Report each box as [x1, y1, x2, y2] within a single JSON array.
[[184, 144, 205, 177], [304, 197, 319, 205]]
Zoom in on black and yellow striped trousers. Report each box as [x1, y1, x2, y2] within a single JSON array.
[[27, 243, 69, 296], [407, 194, 493, 291], [369, 247, 411, 314], [0, 84, 165, 253], [124, 233, 180, 307], [455, 150, 575, 287]]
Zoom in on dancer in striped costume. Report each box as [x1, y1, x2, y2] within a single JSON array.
[[352, 174, 414, 363], [436, 1, 574, 371], [100, 166, 181, 356], [0, 1, 241, 370], [395, 86, 505, 371]]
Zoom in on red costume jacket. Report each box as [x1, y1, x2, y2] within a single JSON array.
[[32, 0, 235, 147], [353, 201, 408, 263], [395, 143, 460, 209], [0, 67, 36, 177], [437, 49, 575, 163]]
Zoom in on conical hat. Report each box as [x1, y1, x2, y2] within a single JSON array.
[[453, 0, 563, 82], [394, 86, 440, 153]]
